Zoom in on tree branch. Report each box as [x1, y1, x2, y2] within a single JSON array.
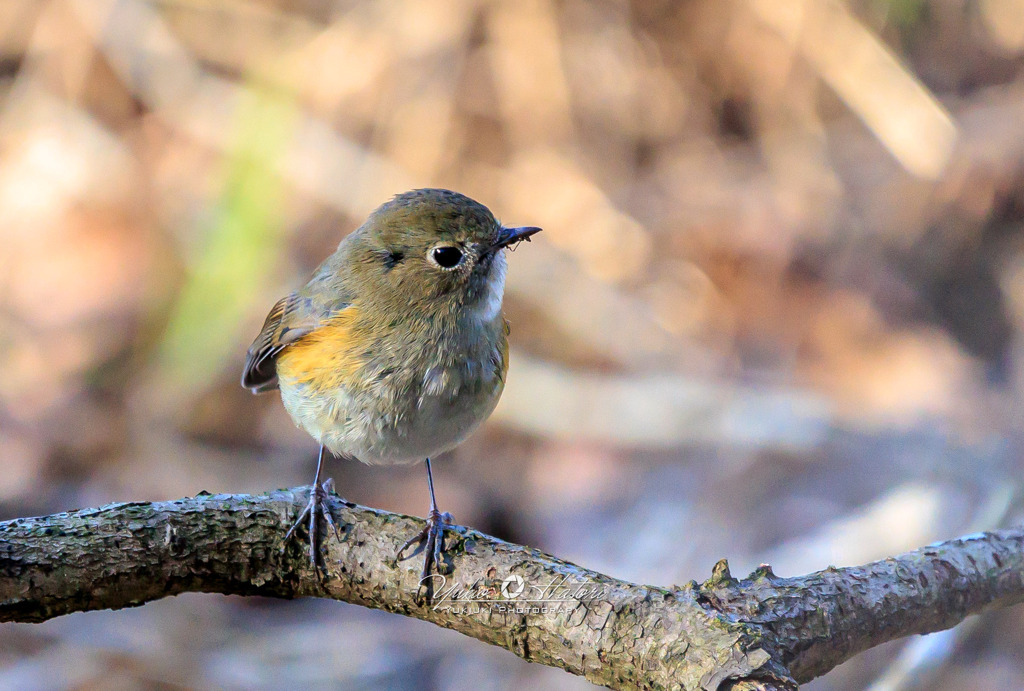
[[1, 489, 1021, 689]]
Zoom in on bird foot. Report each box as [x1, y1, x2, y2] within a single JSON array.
[[398, 508, 455, 584], [284, 478, 342, 568]]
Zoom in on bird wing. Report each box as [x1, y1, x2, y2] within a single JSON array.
[[241, 292, 319, 393]]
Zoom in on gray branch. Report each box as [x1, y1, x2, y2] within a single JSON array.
[[1, 489, 1022, 690]]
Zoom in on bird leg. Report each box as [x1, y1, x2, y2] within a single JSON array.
[[398, 457, 454, 584], [284, 445, 341, 568]]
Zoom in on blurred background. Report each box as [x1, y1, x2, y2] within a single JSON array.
[[2, 0, 1024, 688]]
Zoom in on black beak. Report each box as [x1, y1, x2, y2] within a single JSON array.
[[492, 226, 542, 250]]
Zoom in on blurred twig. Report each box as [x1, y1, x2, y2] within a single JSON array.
[[749, 0, 958, 179], [3, 490, 1024, 689], [496, 353, 831, 449]]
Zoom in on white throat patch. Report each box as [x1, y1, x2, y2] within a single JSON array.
[[475, 251, 507, 322]]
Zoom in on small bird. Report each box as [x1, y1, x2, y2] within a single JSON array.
[[242, 188, 540, 581]]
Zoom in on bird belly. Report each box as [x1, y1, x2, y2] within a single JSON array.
[[277, 352, 505, 466]]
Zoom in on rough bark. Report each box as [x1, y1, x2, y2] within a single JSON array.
[[1, 488, 1022, 690]]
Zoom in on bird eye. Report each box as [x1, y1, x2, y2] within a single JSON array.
[[430, 246, 464, 269]]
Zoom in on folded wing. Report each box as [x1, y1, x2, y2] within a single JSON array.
[[242, 293, 316, 393]]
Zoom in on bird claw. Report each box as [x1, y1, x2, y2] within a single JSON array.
[[398, 509, 455, 583], [283, 479, 342, 569]]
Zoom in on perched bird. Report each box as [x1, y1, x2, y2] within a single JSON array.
[[242, 188, 540, 580]]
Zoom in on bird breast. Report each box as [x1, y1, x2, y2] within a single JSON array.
[[276, 310, 508, 465]]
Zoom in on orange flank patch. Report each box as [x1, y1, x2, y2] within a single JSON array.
[[275, 307, 365, 392]]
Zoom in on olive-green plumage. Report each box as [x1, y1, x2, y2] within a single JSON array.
[[243, 188, 538, 465]]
